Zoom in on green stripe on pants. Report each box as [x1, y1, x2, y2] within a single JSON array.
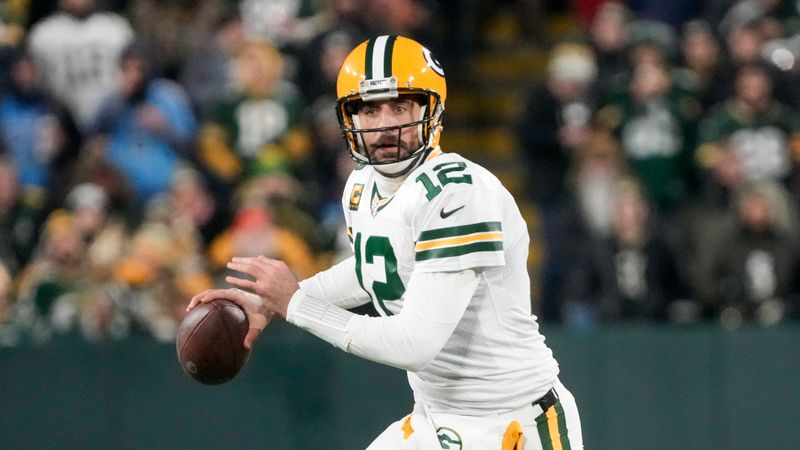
[[555, 401, 572, 450], [536, 408, 555, 450]]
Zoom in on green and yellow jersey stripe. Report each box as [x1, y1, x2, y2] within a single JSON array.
[[415, 221, 503, 261]]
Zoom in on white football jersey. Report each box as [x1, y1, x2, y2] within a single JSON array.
[[28, 12, 134, 128], [341, 150, 559, 415]]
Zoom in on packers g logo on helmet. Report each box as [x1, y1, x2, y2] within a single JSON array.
[[422, 47, 445, 77], [336, 35, 446, 176]]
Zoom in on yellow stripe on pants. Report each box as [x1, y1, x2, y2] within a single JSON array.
[[546, 406, 563, 450]]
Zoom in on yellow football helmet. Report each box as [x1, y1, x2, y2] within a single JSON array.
[[336, 35, 446, 176]]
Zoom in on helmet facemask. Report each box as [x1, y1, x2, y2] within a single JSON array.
[[336, 35, 447, 177], [337, 88, 444, 178]]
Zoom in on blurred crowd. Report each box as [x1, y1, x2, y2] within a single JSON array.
[[0, 0, 445, 344], [518, 0, 800, 329], [0, 0, 799, 346]]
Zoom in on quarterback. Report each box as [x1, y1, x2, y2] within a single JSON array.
[[189, 35, 583, 449]]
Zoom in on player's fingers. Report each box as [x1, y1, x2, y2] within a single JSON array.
[[186, 295, 201, 311], [232, 255, 278, 264], [243, 327, 262, 349], [225, 276, 258, 292], [226, 261, 271, 282], [231, 255, 280, 271], [194, 288, 242, 307], [186, 289, 215, 311]]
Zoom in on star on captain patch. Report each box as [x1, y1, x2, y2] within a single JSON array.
[[349, 183, 364, 210]]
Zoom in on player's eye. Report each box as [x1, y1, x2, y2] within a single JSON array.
[[361, 106, 378, 116]]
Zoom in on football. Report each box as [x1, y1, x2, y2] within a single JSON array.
[[176, 299, 251, 385]]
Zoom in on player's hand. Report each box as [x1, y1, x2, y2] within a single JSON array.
[[225, 255, 299, 320], [187, 287, 273, 349]]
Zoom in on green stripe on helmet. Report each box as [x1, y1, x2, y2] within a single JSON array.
[[383, 35, 397, 77], [365, 37, 376, 80]]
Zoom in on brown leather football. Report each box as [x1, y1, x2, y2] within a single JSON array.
[[176, 299, 250, 385]]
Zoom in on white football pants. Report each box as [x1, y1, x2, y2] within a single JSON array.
[[366, 379, 583, 450]]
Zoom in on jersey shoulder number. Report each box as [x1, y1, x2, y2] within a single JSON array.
[[411, 155, 506, 271]]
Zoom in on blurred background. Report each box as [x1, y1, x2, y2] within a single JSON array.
[[0, 0, 799, 449]]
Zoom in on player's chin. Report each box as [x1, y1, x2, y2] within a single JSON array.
[[371, 147, 408, 163]]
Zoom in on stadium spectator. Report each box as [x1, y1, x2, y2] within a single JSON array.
[[14, 209, 87, 340], [178, 9, 246, 119], [585, 1, 631, 101], [207, 177, 319, 282], [295, 0, 367, 109], [169, 165, 229, 246], [0, 155, 48, 276], [27, 0, 134, 131], [720, 17, 800, 108], [695, 61, 800, 200], [196, 39, 308, 199], [238, 0, 328, 51], [562, 178, 691, 326], [91, 42, 197, 206], [675, 20, 729, 111], [305, 97, 358, 233], [700, 180, 800, 327], [569, 128, 629, 240], [0, 50, 81, 201], [0, 0, 28, 92], [0, 0, 798, 340], [626, 0, 699, 29], [297, 29, 359, 219], [532, 129, 629, 323], [54, 136, 137, 222], [518, 42, 598, 208], [64, 182, 127, 276], [596, 59, 701, 216], [127, 0, 228, 80], [626, 19, 678, 68], [516, 42, 598, 321], [364, 0, 436, 44], [113, 193, 213, 340]]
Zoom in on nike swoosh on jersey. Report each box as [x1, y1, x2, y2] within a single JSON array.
[[440, 205, 465, 219]]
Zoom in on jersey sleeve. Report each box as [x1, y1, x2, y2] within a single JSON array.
[[411, 161, 506, 272]]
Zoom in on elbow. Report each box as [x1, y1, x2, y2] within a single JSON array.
[[396, 340, 441, 372], [403, 352, 435, 373]]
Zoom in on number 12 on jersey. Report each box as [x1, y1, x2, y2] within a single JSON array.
[[353, 232, 405, 315], [415, 161, 472, 200]]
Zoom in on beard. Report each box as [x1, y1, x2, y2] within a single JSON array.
[[368, 134, 414, 163]]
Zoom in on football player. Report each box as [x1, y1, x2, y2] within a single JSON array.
[[189, 35, 583, 450]]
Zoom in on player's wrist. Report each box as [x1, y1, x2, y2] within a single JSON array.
[[285, 291, 354, 350], [285, 288, 307, 324]]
